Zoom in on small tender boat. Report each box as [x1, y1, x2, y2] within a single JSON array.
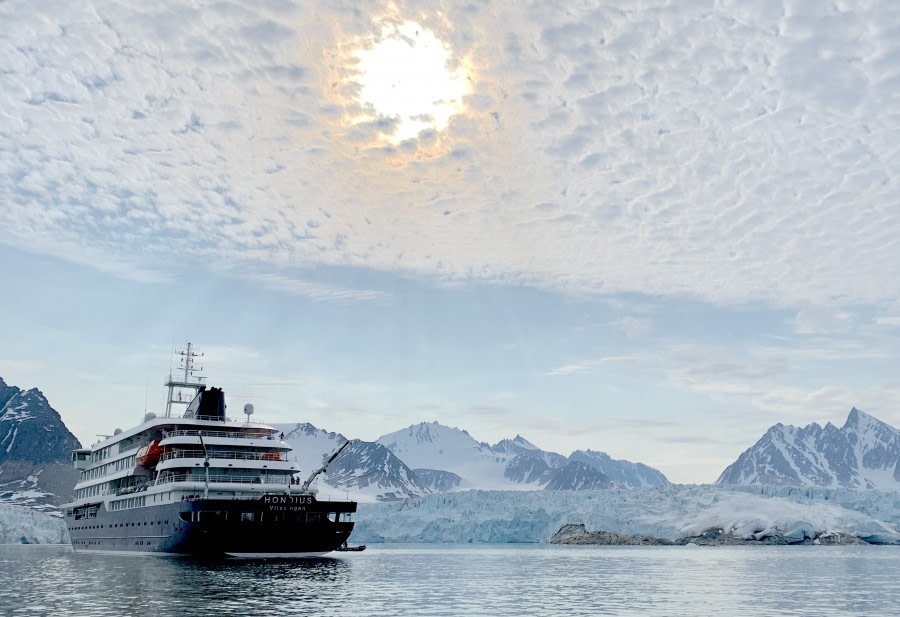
[[335, 542, 366, 552]]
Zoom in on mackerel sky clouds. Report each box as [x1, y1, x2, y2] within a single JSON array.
[[1, 0, 899, 483]]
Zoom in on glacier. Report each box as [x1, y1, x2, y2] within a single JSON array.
[[351, 485, 900, 545], [2, 485, 898, 546], [0, 504, 68, 544]]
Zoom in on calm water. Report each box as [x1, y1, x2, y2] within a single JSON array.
[[1, 544, 898, 616]]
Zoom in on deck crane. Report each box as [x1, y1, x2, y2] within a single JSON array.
[[301, 439, 354, 493]]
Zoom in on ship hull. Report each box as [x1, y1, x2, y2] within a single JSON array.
[[65, 494, 356, 557]]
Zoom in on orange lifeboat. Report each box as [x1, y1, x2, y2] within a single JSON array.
[[136, 440, 163, 468]]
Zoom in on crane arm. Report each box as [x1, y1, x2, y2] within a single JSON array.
[[301, 439, 353, 492]]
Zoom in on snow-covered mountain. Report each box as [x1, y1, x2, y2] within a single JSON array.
[[503, 452, 553, 484], [376, 422, 513, 489], [376, 421, 669, 491], [569, 450, 669, 488], [0, 377, 81, 511], [413, 468, 462, 491], [273, 422, 430, 502], [493, 435, 567, 468], [542, 460, 614, 490], [0, 378, 80, 464], [272, 420, 668, 499], [277, 421, 348, 472], [326, 440, 430, 501], [717, 408, 900, 489]]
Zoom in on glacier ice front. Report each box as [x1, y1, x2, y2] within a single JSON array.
[[350, 485, 900, 545]]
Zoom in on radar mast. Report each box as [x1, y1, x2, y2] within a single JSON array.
[[164, 342, 206, 417]]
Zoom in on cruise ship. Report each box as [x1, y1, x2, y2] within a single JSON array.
[[62, 344, 357, 556]]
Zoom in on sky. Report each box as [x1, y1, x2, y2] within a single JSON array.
[[1, 0, 899, 484]]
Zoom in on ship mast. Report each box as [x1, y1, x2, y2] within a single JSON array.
[[164, 342, 206, 417]]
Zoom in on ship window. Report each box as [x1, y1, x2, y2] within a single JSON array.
[[307, 513, 321, 523], [240, 512, 255, 522]]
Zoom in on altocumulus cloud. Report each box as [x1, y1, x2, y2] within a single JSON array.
[[1, 0, 898, 309]]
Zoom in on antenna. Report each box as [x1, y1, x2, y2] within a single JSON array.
[[169, 329, 176, 375], [244, 403, 254, 424], [143, 357, 151, 416]]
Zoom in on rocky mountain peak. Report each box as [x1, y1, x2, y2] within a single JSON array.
[[0, 379, 80, 465], [717, 408, 900, 488], [0, 376, 82, 509]]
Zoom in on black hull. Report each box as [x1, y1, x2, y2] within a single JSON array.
[[65, 495, 356, 557]]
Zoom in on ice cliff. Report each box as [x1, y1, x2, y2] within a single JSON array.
[[0, 504, 68, 544], [351, 485, 900, 545]]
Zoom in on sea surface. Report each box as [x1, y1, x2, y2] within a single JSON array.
[[1, 544, 898, 616]]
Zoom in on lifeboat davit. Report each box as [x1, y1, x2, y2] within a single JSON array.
[[136, 440, 163, 468]]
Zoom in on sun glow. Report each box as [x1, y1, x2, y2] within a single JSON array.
[[352, 21, 470, 144]]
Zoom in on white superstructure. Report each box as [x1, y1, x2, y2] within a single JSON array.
[[66, 343, 300, 516]]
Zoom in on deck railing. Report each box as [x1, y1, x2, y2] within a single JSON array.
[[188, 414, 269, 424], [161, 429, 281, 440], [159, 450, 296, 463], [154, 473, 297, 487]]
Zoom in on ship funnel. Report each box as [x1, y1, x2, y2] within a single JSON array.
[[194, 387, 226, 420]]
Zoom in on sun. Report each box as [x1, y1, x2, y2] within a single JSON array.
[[352, 21, 470, 144]]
